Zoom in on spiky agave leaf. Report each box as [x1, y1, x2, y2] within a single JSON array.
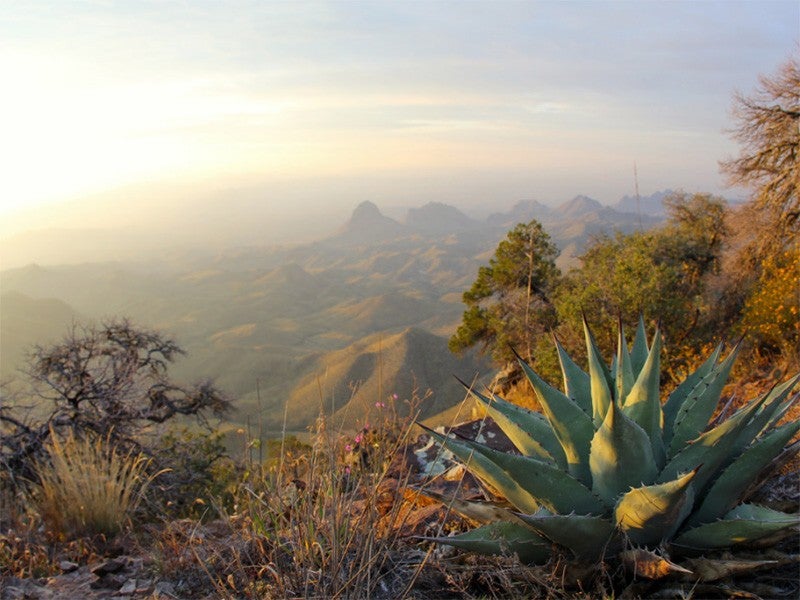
[[672, 504, 800, 552], [658, 394, 767, 493], [589, 398, 658, 506], [461, 381, 566, 468], [422, 424, 605, 516], [420, 425, 539, 513], [413, 487, 528, 526], [517, 352, 594, 485], [615, 468, 697, 546], [583, 318, 614, 427], [615, 320, 636, 404], [621, 328, 665, 466], [662, 343, 723, 445], [689, 419, 800, 525], [628, 315, 650, 376], [517, 510, 618, 560], [553, 334, 591, 415], [427, 521, 552, 564], [668, 341, 742, 458]]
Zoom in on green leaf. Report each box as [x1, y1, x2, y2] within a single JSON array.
[[554, 334, 592, 416], [517, 352, 595, 485], [673, 504, 799, 551], [427, 521, 552, 564], [658, 394, 766, 493], [467, 438, 605, 516], [615, 320, 635, 404], [736, 375, 800, 448], [590, 399, 658, 506], [517, 511, 618, 560], [668, 341, 742, 458], [662, 344, 723, 446], [463, 382, 566, 468], [629, 315, 650, 377], [689, 419, 800, 525], [621, 329, 665, 466], [615, 469, 697, 546], [421, 425, 540, 513], [584, 318, 614, 427]]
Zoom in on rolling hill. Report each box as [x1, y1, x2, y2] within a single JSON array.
[[0, 191, 680, 431]]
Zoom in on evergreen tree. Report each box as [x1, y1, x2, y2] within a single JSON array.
[[449, 220, 560, 373]]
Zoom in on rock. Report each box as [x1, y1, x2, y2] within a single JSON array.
[[59, 560, 79, 573], [154, 581, 178, 598], [90, 558, 125, 575], [118, 579, 137, 595]]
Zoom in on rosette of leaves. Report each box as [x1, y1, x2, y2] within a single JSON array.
[[422, 318, 799, 568]]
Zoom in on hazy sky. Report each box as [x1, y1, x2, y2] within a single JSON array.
[[1, 0, 797, 231]]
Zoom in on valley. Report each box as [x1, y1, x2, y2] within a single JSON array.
[[1, 192, 669, 431]]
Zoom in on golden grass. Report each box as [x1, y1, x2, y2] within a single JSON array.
[[31, 429, 159, 539]]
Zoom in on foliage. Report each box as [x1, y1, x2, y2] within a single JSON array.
[[450, 220, 560, 371], [0, 319, 230, 506], [720, 55, 799, 247], [425, 319, 799, 575], [31, 428, 158, 539], [150, 427, 237, 519], [555, 193, 729, 362], [739, 247, 800, 357]]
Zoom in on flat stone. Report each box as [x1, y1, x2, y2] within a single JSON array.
[[59, 560, 79, 573], [154, 581, 178, 598], [118, 579, 137, 594], [90, 558, 125, 575]]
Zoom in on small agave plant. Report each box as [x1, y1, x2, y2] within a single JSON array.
[[422, 318, 799, 569]]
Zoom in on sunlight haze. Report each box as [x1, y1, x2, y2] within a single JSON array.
[[1, 0, 797, 238]]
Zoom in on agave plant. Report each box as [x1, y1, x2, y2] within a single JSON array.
[[422, 318, 799, 568]]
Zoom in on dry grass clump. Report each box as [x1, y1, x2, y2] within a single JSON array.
[[31, 428, 159, 539]]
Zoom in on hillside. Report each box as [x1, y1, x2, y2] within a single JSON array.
[[0, 191, 679, 431]]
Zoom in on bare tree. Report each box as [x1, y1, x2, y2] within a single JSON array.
[[0, 319, 230, 484], [721, 55, 799, 251]]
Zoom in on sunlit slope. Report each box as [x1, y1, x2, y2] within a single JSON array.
[[280, 327, 484, 430]]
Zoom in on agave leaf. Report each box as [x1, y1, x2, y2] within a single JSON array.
[[684, 556, 787, 582], [668, 341, 742, 458], [662, 344, 723, 446], [590, 399, 658, 506], [426, 521, 552, 564], [689, 420, 800, 526], [517, 352, 594, 485], [621, 328, 665, 466], [629, 315, 650, 376], [422, 424, 605, 515], [672, 504, 799, 551], [414, 487, 528, 526], [462, 382, 566, 468], [517, 511, 617, 560], [584, 318, 614, 427], [467, 438, 605, 516], [620, 548, 693, 579], [615, 469, 697, 546], [420, 425, 539, 513], [737, 375, 800, 446], [658, 395, 766, 493], [553, 334, 592, 415], [615, 320, 635, 404]]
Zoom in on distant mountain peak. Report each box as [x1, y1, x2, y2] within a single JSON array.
[[350, 200, 385, 223], [405, 202, 476, 232], [558, 195, 604, 217], [333, 201, 402, 241]]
